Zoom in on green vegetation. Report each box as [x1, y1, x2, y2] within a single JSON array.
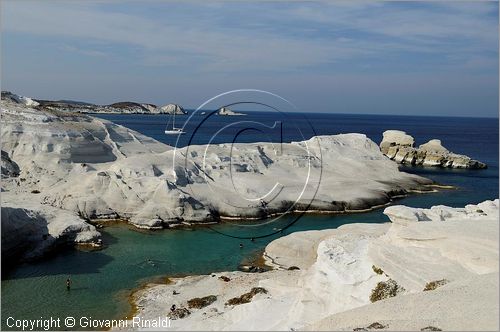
[[225, 287, 268, 306], [353, 322, 387, 331], [423, 279, 448, 291], [187, 295, 217, 309], [367, 322, 387, 329], [370, 279, 405, 303]]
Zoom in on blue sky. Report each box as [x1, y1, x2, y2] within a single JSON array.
[[1, 1, 498, 117]]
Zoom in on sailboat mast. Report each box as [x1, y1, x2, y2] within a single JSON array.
[[172, 106, 176, 129]]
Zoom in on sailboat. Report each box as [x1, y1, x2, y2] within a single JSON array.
[[164, 105, 186, 135]]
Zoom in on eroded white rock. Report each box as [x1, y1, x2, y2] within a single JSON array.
[[1, 99, 432, 231], [380, 130, 487, 169], [1, 201, 101, 263], [380, 130, 415, 152], [126, 200, 499, 331]]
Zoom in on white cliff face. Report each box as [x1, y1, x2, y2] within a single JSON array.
[[1, 201, 101, 263], [380, 130, 487, 169], [1, 99, 433, 232], [160, 104, 186, 114], [127, 200, 499, 331]]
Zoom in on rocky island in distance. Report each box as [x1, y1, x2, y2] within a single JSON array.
[[217, 107, 246, 116], [1, 91, 187, 115]]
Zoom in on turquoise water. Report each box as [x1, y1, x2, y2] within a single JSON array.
[[1, 213, 388, 330], [2, 113, 498, 330]]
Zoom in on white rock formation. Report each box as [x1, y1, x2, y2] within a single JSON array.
[[127, 200, 499, 331], [140, 103, 158, 113], [160, 104, 186, 114], [217, 107, 245, 116], [418, 139, 448, 153], [1, 91, 40, 107], [380, 130, 414, 151], [380, 130, 486, 169], [0, 99, 170, 260], [106, 102, 164, 114], [1, 98, 433, 231], [1, 200, 101, 263]]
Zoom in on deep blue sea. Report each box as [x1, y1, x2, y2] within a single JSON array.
[[2, 111, 498, 330]]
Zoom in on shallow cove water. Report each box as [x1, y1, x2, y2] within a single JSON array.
[[2, 113, 498, 330]]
